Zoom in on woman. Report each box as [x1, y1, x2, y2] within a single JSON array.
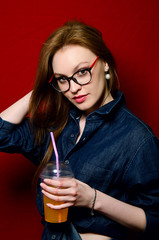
[[0, 20, 159, 240]]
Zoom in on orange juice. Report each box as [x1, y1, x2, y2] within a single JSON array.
[[40, 162, 73, 223], [43, 194, 68, 223]]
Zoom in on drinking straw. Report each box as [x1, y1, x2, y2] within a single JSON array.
[[50, 132, 59, 180]]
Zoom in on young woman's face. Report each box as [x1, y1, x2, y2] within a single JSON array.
[[52, 45, 109, 115]]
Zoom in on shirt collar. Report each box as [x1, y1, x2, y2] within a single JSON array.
[[70, 91, 125, 120]]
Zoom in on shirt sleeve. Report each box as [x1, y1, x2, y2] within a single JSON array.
[[0, 117, 47, 166], [122, 136, 159, 239]]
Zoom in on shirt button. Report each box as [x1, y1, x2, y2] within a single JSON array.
[[83, 137, 86, 141], [51, 235, 56, 239], [65, 160, 69, 165], [70, 134, 75, 138]]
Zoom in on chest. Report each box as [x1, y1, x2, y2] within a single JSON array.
[[54, 116, 131, 194]]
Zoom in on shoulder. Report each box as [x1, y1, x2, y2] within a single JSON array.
[[119, 106, 159, 171], [120, 106, 155, 140], [110, 96, 159, 158]]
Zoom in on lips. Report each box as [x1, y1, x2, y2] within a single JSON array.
[[73, 94, 88, 103]]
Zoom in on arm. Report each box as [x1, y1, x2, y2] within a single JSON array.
[[0, 91, 45, 165], [0, 91, 32, 124], [40, 137, 159, 236], [95, 189, 146, 232], [41, 178, 146, 233]]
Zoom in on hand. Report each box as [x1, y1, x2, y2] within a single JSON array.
[[40, 178, 95, 210]]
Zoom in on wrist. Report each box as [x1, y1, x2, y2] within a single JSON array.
[[90, 188, 97, 216], [93, 190, 103, 212], [87, 187, 96, 209]]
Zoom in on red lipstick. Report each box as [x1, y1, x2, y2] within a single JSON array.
[[73, 94, 88, 103]]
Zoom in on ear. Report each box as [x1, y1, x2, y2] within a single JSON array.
[[104, 62, 109, 72]]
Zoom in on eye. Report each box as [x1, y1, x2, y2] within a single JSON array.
[[77, 69, 88, 77], [57, 76, 68, 84]]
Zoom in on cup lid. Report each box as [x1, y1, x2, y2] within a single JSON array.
[[40, 161, 74, 179]]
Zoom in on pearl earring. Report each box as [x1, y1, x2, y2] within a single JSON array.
[[105, 66, 110, 80]]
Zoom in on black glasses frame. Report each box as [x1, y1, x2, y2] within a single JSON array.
[[49, 56, 99, 93]]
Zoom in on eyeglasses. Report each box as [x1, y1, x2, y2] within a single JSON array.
[[49, 56, 99, 93]]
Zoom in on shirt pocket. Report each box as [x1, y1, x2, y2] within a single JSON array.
[[77, 162, 113, 193]]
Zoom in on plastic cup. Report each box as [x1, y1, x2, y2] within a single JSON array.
[[40, 162, 73, 223]]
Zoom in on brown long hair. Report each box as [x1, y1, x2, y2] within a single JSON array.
[[29, 20, 119, 182]]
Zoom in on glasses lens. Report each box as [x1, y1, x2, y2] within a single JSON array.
[[51, 69, 91, 92], [74, 69, 91, 85], [52, 77, 69, 92]]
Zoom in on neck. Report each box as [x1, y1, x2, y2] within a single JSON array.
[[102, 91, 114, 106], [82, 91, 114, 118]]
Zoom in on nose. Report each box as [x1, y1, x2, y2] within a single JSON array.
[[69, 79, 82, 93]]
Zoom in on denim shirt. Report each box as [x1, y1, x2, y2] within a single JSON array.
[[0, 91, 159, 240]]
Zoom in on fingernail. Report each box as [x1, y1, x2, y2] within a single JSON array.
[[46, 203, 52, 208]]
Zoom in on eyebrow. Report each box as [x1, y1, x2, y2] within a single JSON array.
[[54, 61, 89, 76]]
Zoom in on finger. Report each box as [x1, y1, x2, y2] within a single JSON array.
[[46, 202, 73, 209], [41, 178, 78, 193], [43, 178, 76, 188], [40, 182, 60, 194], [40, 182, 77, 197], [43, 178, 63, 187], [42, 189, 76, 203]]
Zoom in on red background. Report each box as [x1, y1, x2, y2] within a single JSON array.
[[0, 0, 159, 239]]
